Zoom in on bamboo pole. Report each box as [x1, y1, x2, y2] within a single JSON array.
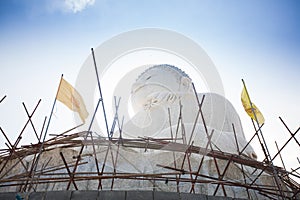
[[22, 102, 40, 142], [27, 75, 63, 191], [0, 99, 41, 175], [190, 129, 214, 193], [232, 123, 250, 199], [60, 152, 78, 190], [193, 84, 226, 196], [279, 117, 300, 147], [250, 125, 300, 185]]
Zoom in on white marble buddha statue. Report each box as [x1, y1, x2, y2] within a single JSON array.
[[121, 64, 257, 159]]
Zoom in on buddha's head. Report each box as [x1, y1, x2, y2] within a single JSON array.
[[128, 64, 257, 159], [131, 64, 192, 112]]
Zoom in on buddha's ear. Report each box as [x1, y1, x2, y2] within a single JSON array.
[[180, 77, 192, 91]]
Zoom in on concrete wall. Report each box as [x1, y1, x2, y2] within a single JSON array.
[[0, 191, 242, 200]]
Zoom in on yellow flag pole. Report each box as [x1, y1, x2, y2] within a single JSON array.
[[242, 79, 285, 197], [242, 79, 269, 161], [43, 74, 64, 141], [242, 79, 270, 160], [242, 79, 263, 124]]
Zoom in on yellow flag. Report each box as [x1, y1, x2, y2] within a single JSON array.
[[241, 86, 265, 125], [56, 78, 89, 123]]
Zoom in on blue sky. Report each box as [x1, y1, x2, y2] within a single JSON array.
[[0, 0, 299, 174]]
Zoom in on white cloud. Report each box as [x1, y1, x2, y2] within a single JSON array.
[[44, 0, 95, 14], [64, 0, 95, 13]]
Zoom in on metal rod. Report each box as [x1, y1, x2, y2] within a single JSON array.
[[86, 98, 102, 188], [109, 96, 121, 138], [42, 75, 64, 142], [91, 48, 110, 139], [0, 95, 7, 104], [39, 117, 47, 143], [111, 141, 120, 190], [98, 140, 111, 190], [31, 157, 52, 192], [87, 98, 102, 136]]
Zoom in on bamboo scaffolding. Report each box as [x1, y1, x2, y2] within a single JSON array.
[[0, 139, 297, 199], [0, 74, 299, 199], [0, 99, 41, 176], [232, 123, 251, 199], [1, 169, 297, 195], [1, 135, 296, 176]]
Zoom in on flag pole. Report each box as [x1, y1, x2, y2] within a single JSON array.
[[91, 48, 110, 140], [242, 79, 285, 198], [27, 74, 64, 192], [241, 79, 271, 161], [42, 74, 64, 142]]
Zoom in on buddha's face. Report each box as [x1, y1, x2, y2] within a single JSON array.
[[131, 65, 191, 113]]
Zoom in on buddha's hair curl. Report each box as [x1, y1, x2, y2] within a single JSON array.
[[136, 64, 190, 82]]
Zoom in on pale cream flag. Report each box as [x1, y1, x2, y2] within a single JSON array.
[[56, 78, 89, 123]]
